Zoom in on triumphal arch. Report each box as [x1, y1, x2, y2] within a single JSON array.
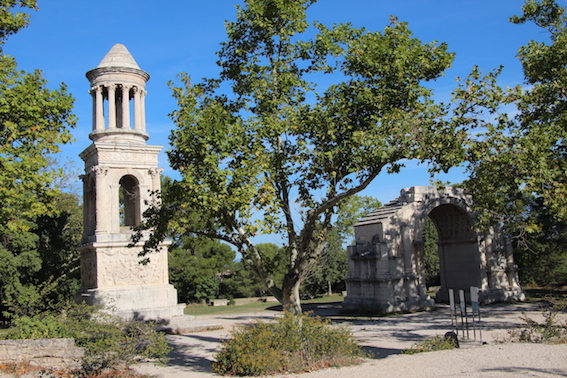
[[75, 44, 184, 320], [343, 186, 525, 314]]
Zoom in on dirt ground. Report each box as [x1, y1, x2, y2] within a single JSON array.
[[132, 299, 567, 377]]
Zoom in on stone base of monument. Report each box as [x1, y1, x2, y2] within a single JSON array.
[[75, 284, 185, 321], [156, 315, 223, 334], [434, 287, 526, 304], [342, 295, 435, 315]]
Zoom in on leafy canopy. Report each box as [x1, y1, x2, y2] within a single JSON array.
[[0, 0, 77, 319], [463, 0, 567, 234], [0, 1, 76, 232]]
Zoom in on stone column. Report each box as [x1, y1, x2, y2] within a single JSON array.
[[93, 166, 109, 234], [80, 174, 89, 233], [90, 88, 96, 131], [132, 85, 140, 130], [121, 84, 130, 129], [141, 89, 147, 133], [89, 85, 104, 131], [108, 84, 117, 129], [96, 86, 104, 131], [148, 168, 162, 193], [146, 168, 163, 215]]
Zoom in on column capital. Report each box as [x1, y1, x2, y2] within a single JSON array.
[[148, 168, 164, 177], [121, 84, 131, 129], [91, 166, 109, 176]]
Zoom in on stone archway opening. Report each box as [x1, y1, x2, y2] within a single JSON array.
[[421, 216, 440, 296], [421, 204, 480, 303]]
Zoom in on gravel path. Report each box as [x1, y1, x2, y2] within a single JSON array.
[[132, 301, 567, 377]]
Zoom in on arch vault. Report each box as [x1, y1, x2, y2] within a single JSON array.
[[342, 186, 525, 314]]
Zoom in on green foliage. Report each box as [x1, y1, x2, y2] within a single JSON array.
[[2, 305, 172, 373], [221, 244, 289, 299], [512, 197, 567, 286], [463, 1, 567, 241], [137, 0, 461, 315], [212, 312, 365, 376], [0, 1, 77, 320], [422, 217, 440, 287], [0, 53, 76, 232], [402, 334, 458, 355], [169, 235, 236, 303], [508, 295, 567, 343], [0, 0, 37, 49], [228, 261, 269, 298], [0, 190, 81, 320], [306, 195, 381, 295]]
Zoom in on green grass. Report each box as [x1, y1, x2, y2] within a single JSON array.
[[523, 287, 567, 302], [402, 335, 458, 354], [185, 294, 344, 316]]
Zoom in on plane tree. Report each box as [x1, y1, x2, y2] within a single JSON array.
[[136, 0, 474, 314]]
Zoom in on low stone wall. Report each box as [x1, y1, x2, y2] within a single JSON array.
[[0, 338, 84, 370]]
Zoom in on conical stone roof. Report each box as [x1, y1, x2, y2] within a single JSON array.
[[97, 43, 140, 69]]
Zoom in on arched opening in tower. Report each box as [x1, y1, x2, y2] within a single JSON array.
[[119, 175, 140, 227]]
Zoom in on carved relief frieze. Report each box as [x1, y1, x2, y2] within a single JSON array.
[[97, 151, 158, 163]]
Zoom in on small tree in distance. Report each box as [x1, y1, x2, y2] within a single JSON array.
[[135, 0, 476, 314], [305, 195, 381, 296]]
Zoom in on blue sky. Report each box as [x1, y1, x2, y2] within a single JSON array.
[[5, 0, 543, 205]]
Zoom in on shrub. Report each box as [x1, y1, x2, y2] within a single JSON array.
[[0, 361, 153, 378], [212, 312, 365, 376], [1, 304, 171, 373], [508, 295, 567, 343], [402, 334, 458, 355]]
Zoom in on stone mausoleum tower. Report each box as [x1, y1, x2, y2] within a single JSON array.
[[75, 44, 184, 320]]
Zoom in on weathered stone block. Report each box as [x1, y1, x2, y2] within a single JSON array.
[[210, 299, 228, 307], [0, 338, 84, 370]]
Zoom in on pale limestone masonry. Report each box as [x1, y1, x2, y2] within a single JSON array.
[[343, 186, 525, 314], [0, 339, 84, 369], [75, 44, 184, 320]]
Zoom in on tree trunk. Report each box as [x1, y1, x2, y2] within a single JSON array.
[[282, 271, 302, 315], [327, 280, 332, 296]]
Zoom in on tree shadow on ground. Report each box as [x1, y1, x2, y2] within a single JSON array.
[[161, 333, 225, 374], [156, 299, 547, 373], [361, 345, 402, 359], [214, 314, 277, 323], [297, 300, 543, 347], [480, 366, 567, 376]]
